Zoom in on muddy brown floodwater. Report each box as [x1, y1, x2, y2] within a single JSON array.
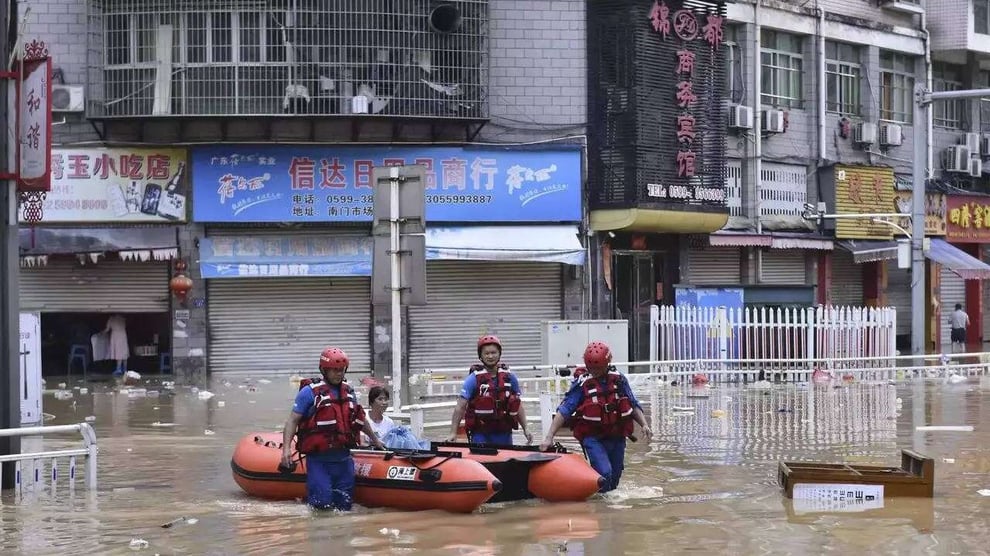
[[1, 375, 988, 555]]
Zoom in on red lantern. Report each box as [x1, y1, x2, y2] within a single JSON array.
[[170, 260, 193, 303]]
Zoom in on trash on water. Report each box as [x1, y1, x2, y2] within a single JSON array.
[[942, 458, 955, 463], [246, 386, 259, 393], [162, 381, 175, 390], [204, 429, 215, 435], [161, 516, 199, 528], [58, 382, 67, 389], [84, 416, 96, 422], [128, 538, 149, 550], [54, 390, 73, 400], [947, 374, 967, 384], [197, 390, 215, 400], [379, 528, 400, 537], [42, 413, 56, 421], [978, 489, 990, 497], [127, 388, 148, 398], [124, 371, 142, 386], [79, 387, 89, 395], [150, 422, 177, 427], [258, 379, 272, 384], [916, 425, 974, 432], [217, 401, 226, 408], [146, 390, 160, 398]]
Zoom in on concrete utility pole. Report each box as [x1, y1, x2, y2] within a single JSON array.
[[1, 0, 20, 488], [911, 85, 990, 358]]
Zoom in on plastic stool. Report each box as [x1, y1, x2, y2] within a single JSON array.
[[159, 352, 172, 374], [68, 344, 89, 377]]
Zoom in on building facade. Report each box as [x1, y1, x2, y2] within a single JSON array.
[[583, 0, 990, 357], [17, 0, 590, 380]]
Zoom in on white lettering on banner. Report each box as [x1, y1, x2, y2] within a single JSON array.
[[386, 466, 417, 481], [645, 183, 726, 202]]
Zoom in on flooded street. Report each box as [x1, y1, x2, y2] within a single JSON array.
[[2, 375, 988, 555]]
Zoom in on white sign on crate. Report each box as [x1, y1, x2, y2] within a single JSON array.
[[792, 483, 884, 511]]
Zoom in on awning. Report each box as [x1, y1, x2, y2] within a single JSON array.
[[709, 232, 833, 250], [19, 227, 177, 255], [838, 240, 900, 263], [425, 225, 585, 266], [200, 226, 586, 278], [925, 238, 990, 280], [199, 235, 373, 278]]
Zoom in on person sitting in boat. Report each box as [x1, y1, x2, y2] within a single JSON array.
[[539, 341, 652, 492], [362, 386, 430, 450], [281, 346, 385, 511], [447, 335, 534, 446]]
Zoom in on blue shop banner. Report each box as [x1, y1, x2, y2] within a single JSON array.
[[199, 235, 372, 278], [191, 145, 582, 223]]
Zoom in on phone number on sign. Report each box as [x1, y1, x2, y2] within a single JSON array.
[[425, 195, 494, 204], [326, 195, 375, 204]]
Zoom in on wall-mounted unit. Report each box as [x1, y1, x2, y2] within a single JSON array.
[[879, 123, 903, 147], [970, 157, 983, 178], [762, 109, 786, 134], [853, 122, 877, 145], [944, 145, 971, 173], [981, 135, 990, 158], [729, 105, 753, 130], [965, 132, 981, 154], [879, 0, 924, 16], [52, 85, 85, 112]]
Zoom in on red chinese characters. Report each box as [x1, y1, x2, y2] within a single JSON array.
[[319, 158, 347, 189], [288, 157, 315, 190], [649, 0, 671, 39], [703, 15, 724, 50], [676, 50, 695, 76], [354, 160, 374, 189], [676, 115, 697, 144], [675, 81, 697, 108]]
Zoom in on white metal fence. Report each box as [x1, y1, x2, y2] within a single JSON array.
[[0, 423, 99, 499], [651, 305, 897, 374]]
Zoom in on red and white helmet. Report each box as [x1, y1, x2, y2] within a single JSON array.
[[319, 347, 349, 371], [477, 335, 502, 357], [583, 341, 612, 371]]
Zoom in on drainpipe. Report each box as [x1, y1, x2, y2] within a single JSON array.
[[921, 13, 933, 184], [817, 5, 826, 166], [753, 2, 763, 236]]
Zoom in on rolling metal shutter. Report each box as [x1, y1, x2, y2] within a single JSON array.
[[885, 263, 911, 335], [830, 249, 863, 306], [19, 258, 170, 312], [759, 249, 806, 285], [939, 266, 967, 349], [207, 277, 372, 374], [685, 246, 741, 285], [407, 261, 562, 373]]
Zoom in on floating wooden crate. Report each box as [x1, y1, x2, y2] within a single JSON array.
[[779, 450, 934, 498]]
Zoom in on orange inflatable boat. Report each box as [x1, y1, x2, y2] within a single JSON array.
[[231, 432, 502, 513], [430, 442, 603, 503]]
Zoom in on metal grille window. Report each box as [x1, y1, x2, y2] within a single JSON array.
[[760, 29, 803, 108], [977, 0, 990, 35], [825, 41, 860, 115], [933, 62, 964, 129], [879, 51, 915, 124], [89, 0, 489, 118]]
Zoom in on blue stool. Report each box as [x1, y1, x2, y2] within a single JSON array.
[[67, 344, 89, 377], [159, 352, 172, 374]]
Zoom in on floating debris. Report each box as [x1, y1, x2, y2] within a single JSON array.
[[197, 390, 215, 400], [128, 538, 149, 550]]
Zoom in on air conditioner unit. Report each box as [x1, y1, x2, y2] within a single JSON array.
[[981, 136, 990, 157], [970, 157, 983, 177], [965, 132, 981, 153], [879, 0, 925, 16], [853, 122, 877, 145], [944, 145, 971, 172], [762, 109, 786, 133], [51, 85, 85, 112], [879, 123, 903, 147], [728, 105, 753, 130]]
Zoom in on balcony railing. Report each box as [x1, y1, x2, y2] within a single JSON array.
[[86, 0, 489, 119]]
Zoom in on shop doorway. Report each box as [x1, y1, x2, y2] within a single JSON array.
[[612, 252, 658, 363], [40, 312, 171, 378]]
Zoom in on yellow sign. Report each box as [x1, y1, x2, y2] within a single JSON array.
[[894, 191, 946, 236], [834, 165, 896, 240]]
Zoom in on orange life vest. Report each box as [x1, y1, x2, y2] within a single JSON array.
[[570, 371, 635, 442], [296, 380, 366, 453], [464, 365, 520, 434]]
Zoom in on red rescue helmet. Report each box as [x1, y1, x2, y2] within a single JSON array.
[[319, 347, 349, 371], [477, 334, 502, 357], [583, 341, 612, 371]]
